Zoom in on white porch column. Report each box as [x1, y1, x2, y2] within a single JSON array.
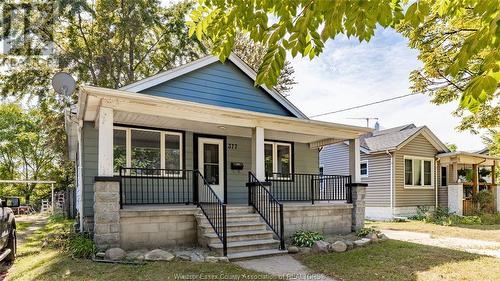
[[448, 183, 463, 215], [251, 127, 265, 180], [349, 138, 361, 182], [97, 107, 114, 176]]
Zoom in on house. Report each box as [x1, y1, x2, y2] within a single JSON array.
[[320, 124, 500, 219], [66, 53, 371, 259]]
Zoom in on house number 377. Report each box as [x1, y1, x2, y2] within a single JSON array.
[[227, 143, 238, 150]]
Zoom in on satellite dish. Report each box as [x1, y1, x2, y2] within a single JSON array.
[[52, 72, 76, 97]]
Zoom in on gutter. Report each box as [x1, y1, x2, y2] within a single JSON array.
[[386, 150, 394, 218], [435, 158, 439, 209]]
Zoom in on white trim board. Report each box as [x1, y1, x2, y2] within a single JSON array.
[[119, 53, 308, 119]]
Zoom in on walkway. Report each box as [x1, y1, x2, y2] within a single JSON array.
[[235, 255, 336, 281], [383, 229, 500, 258]]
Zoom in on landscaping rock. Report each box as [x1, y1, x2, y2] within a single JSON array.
[[366, 233, 379, 242], [328, 241, 348, 253], [300, 247, 311, 254], [344, 240, 354, 250], [105, 248, 126, 261], [205, 256, 229, 263], [288, 246, 299, 254], [378, 233, 389, 241], [353, 238, 371, 247], [125, 250, 145, 261], [312, 240, 329, 254], [175, 251, 192, 261], [190, 251, 205, 262], [95, 252, 106, 259], [144, 249, 175, 261]]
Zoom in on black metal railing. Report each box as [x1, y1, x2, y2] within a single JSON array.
[[265, 173, 352, 204], [196, 171, 227, 256], [119, 167, 195, 207], [247, 172, 285, 250]]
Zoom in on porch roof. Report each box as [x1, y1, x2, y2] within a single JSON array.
[[78, 86, 372, 147], [437, 151, 499, 166]]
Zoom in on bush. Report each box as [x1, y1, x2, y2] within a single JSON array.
[[291, 230, 324, 247], [67, 232, 96, 258], [409, 206, 431, 221], [356, 227, 380, 237], [472, 190, 494, 213]]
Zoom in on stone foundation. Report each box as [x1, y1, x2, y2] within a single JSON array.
[[120, 207, 199, 250], [282, 204, 353, 237], [93, 179, 121, 249], [350, 183, 367, 231]]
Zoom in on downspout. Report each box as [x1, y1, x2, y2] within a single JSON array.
[[435, 158, 439, 210], [385, 150, 394, 218], [77, 120, 84, 232]]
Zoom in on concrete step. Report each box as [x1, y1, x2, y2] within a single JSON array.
[[227, 249, 288, 261], [203, 229, 274, 243], [209, 239, 280, 255], [199, 221, 267, 233], [224, 206, 254, 214], [196, 213, 261, 223]]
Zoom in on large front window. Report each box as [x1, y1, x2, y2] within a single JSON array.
[[264, 141, 292, 177], [404, 156, 434, 187], [113, 127, 183, 175]]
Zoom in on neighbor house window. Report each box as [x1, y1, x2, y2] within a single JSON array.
[[264, 141, 292, 177], [360, 161, 368, 177], [404, 156, 434, 187], [112, 127, 183, 175]]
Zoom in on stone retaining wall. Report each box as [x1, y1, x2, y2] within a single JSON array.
[[119, 207, 198, 250], [283, 204, 353, 237]]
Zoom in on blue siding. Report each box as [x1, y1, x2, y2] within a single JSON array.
[[140, 61, 295, 117]]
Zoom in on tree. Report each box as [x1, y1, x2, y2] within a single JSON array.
[[232, 33, 296, 94], [398, 3, 499, 133], [446, 143, 458, 152], [188, 0, 499, 131], [0, 103, 65, 204], [1, 0, 206, 106]]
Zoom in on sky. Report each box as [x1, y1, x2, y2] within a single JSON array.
[[286, 27, 485, 152]]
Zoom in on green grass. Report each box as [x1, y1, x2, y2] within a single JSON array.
[[299, 240, 500, 281], [367, 220, 500, 242], [14, 222, 30, 232], [7, 217, 281, 281]]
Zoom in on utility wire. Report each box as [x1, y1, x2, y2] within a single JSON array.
[[309, 93, 418, 118]]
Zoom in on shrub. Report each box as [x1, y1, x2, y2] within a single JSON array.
[[409, 206, 431, 221], [67, 232, 96, 258], [291, 230, 324, 247], [356, 226, 380, 237], [472, 190, 494, 213]]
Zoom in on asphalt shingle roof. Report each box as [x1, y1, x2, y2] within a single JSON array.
[[361, 124, 423, 152]]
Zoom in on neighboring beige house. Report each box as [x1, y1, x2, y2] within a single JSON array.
[[321, 124, 500, 219], [321, 124, 448, 219]]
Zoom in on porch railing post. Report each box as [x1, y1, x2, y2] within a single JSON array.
[[279, 203, 285, 250], [193, 170, 198, 205], [119, 167, 123, 209], [222, 204, 227, 256], [310, 175, 315, 205]]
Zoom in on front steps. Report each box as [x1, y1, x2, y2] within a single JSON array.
[[196, 206, 287, 260]]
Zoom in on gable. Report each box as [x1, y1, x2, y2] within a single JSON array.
[[398, 133, 439, 158], [139, 61, 295, 117]]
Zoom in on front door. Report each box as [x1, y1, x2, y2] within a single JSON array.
[[198, 137, 225, 201]]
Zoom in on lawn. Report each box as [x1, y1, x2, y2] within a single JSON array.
[[299, 240, 500, 281], [6, 216, 280, 281], [367, 220, 500, 242]]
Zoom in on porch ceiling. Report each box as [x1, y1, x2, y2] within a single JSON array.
[[79, 86, 372, 146], [438, 151, 499, 166]]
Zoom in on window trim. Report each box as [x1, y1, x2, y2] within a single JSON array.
[[360, 160, 369, 178], [403, 155, 435, 189], [264, 140, 293, 179], [113, 126, 184, 176]]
